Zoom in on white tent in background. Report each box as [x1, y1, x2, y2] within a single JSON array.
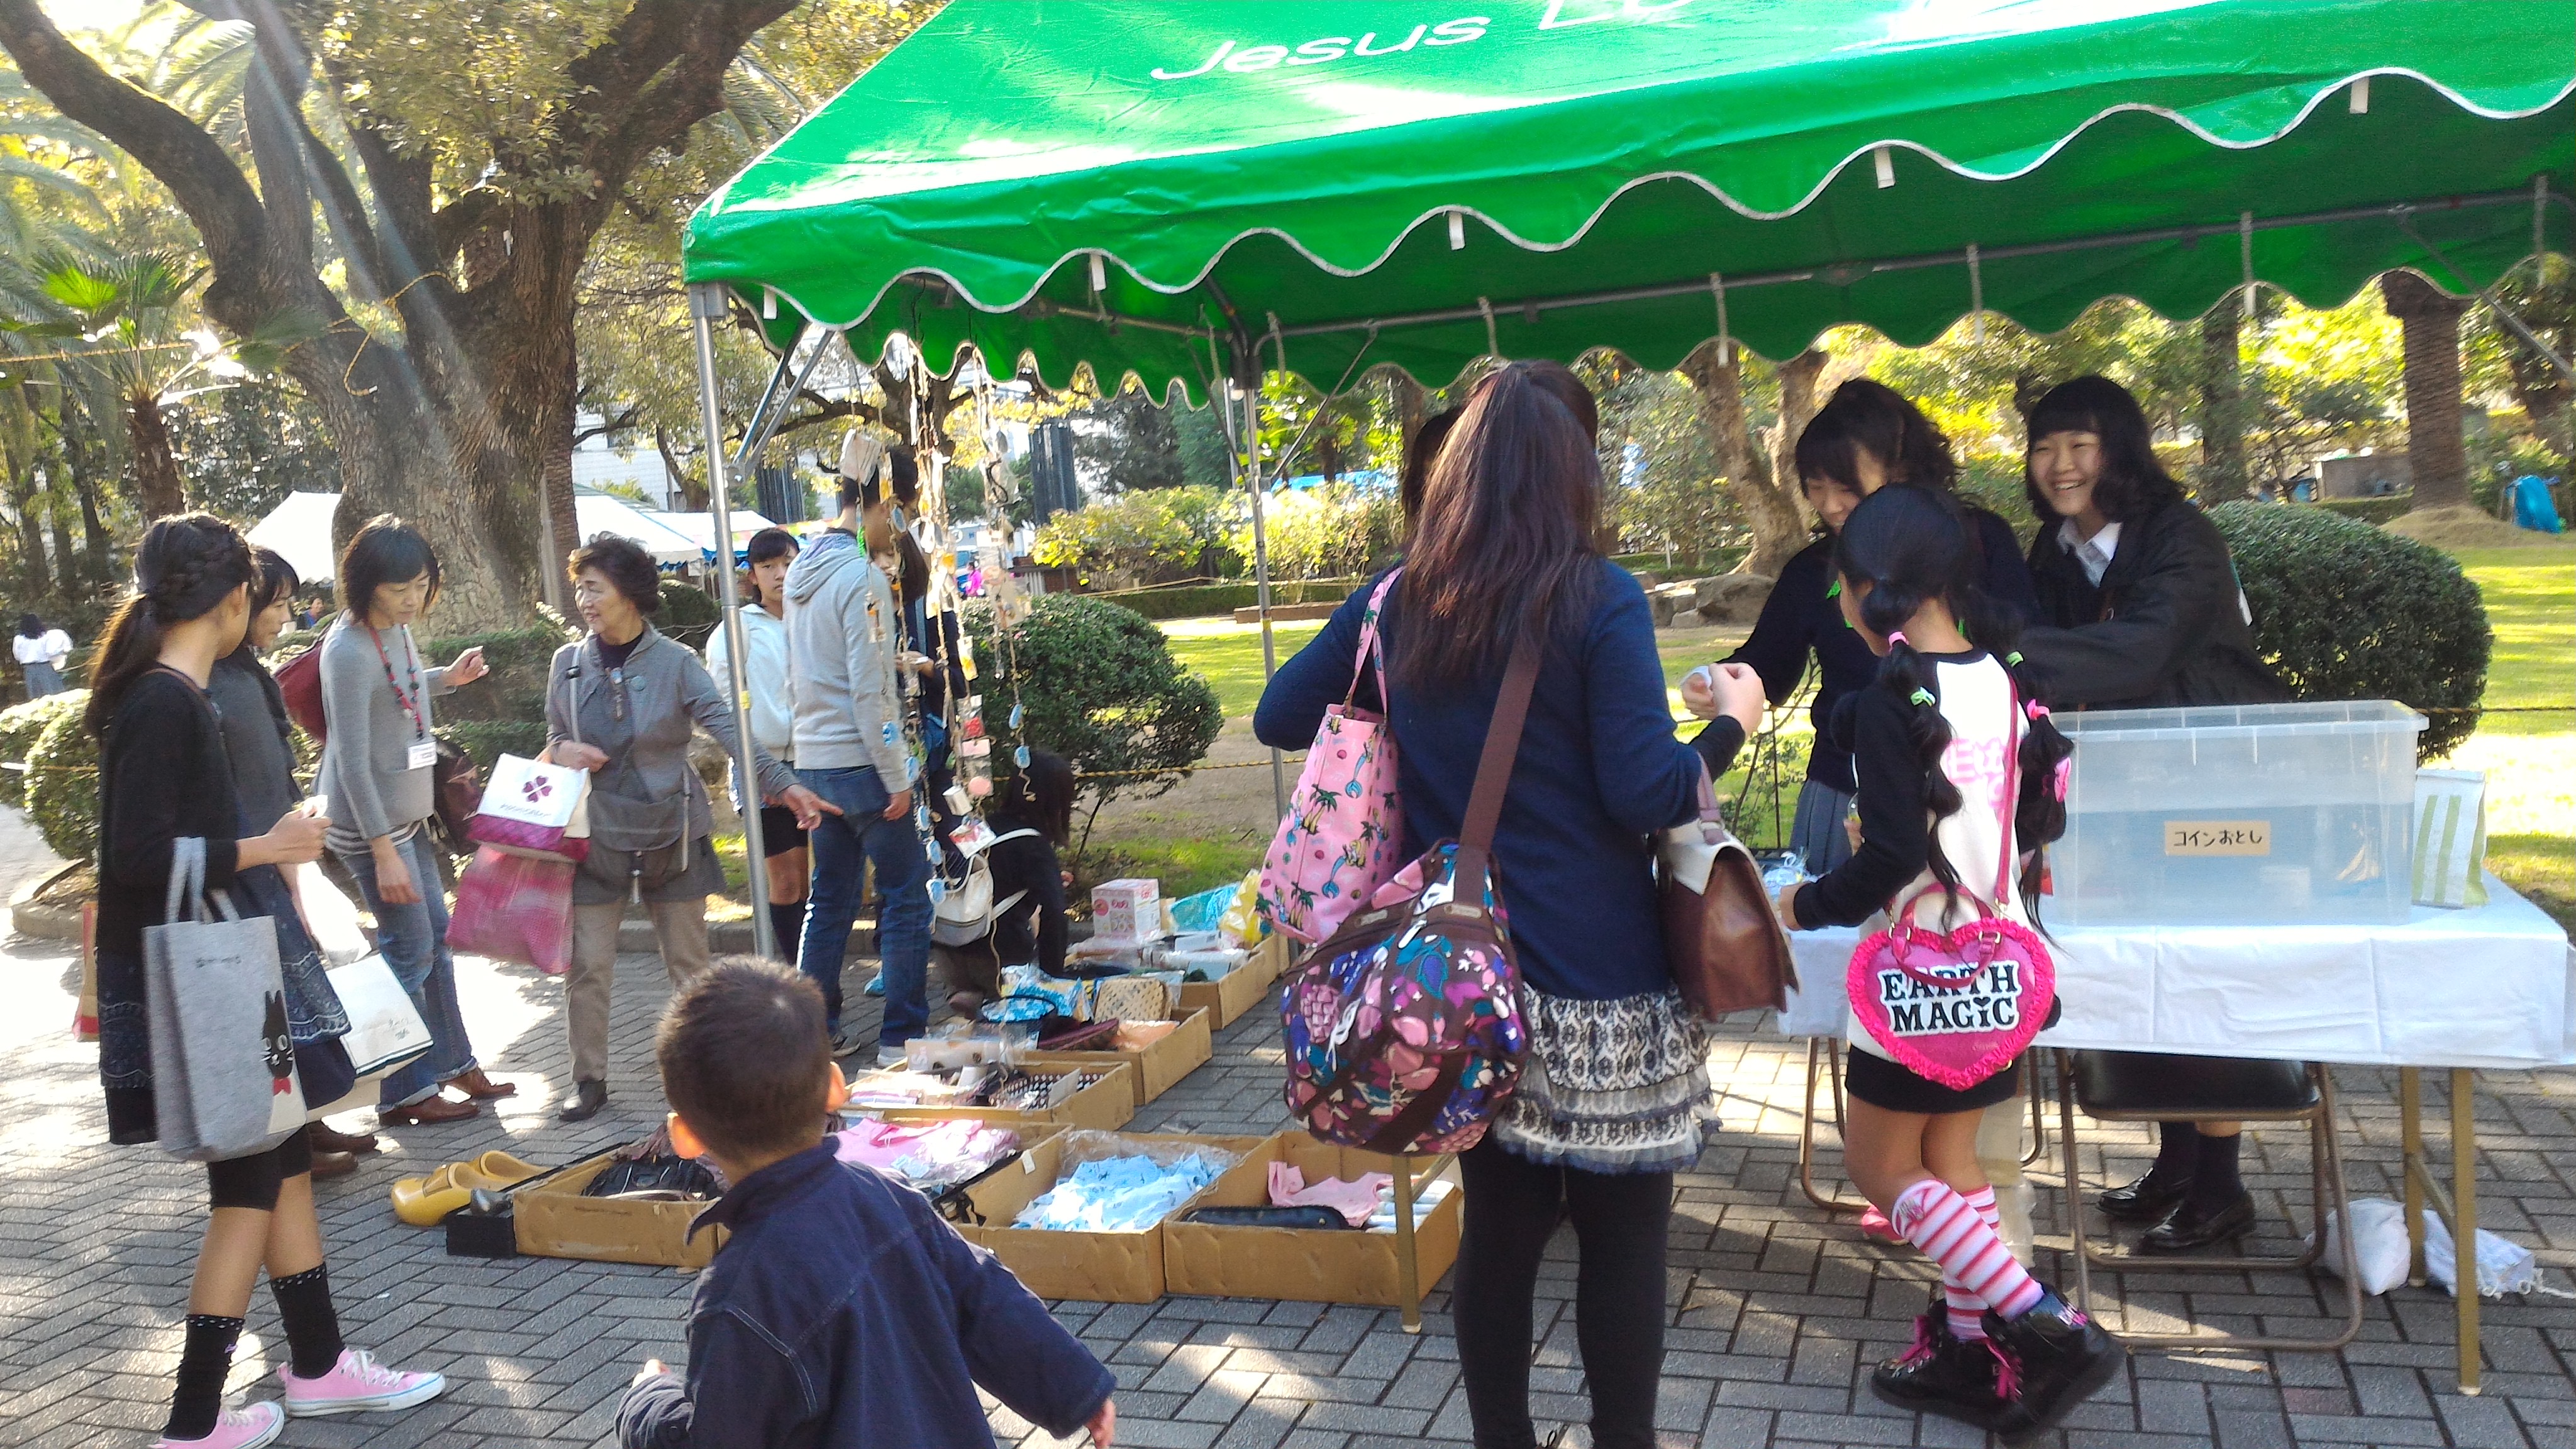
[[247, 491, 344, 584], [658, 509, 778, 566], [572, 492, 700, 565]]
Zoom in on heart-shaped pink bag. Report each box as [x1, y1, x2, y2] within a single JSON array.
[[1843, 680, 2055, 1091]]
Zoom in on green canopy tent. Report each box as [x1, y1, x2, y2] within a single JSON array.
[[676, 0, 2574, 948]]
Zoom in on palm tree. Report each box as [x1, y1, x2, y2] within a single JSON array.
[[25, 251, 243, 518], [2380, 270, 2473, 513]]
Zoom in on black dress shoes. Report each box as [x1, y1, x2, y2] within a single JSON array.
[[2138, 1191, 2257, 1253], [558, 1079, 609, 1123], [2097, 1170, 2191, 1223]]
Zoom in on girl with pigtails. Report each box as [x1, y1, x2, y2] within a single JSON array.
[[1772, 486, 2122, 1442]]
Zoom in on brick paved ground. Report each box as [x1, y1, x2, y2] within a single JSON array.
[[3, 806, 2571, 1448]]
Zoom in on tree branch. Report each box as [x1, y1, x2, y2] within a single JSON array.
[[432, 187, 510, 263], [572, 403, 643, 447]]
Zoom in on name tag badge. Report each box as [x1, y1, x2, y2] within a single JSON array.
[[406, 740, 437, 771]]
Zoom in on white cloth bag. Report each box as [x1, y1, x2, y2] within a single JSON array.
[[479, 752, 592, 833], [2412, 770, 2489, 909], [144, 838, 305, 1162]]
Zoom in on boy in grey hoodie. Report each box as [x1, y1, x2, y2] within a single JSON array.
[[784, 451, 931, 1062]]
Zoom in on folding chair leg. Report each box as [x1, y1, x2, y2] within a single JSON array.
[[1798, 1038, 1874, 1216]]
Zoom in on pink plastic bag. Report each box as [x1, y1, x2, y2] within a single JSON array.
[[1260, 570, 1404, 944], [447, 845, 575, 976]]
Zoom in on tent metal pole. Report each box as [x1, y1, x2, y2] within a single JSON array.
[[733, 326, 835, 475], [1267, 184, 2555, 343], [1240, 374, 1285, 819], [689, 282, 775, 962]]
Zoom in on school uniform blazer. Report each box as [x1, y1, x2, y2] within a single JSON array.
[[2019, 499, 2287, 710]]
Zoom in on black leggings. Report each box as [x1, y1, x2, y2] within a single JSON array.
[[206, 1131, 312, 1212], [1453, 1139, 1673, 1449]]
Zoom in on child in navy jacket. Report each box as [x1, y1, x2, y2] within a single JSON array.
[[618, 960, 1116, 1449]]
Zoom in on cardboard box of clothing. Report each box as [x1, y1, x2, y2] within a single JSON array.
[[872, 1062, 1139, 1134], [1023, 1009, 1214, 1107], [1163, 1136, 1463, 1307], [514, 1153, 727, 1270], [957, 1130, 1274, 1303], [1178, 932, 1290, 1029]]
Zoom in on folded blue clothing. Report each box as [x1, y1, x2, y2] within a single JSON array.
[[1014, 1152, 1226, 1232]]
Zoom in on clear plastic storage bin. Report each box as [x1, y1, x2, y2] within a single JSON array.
[[2049, 701, 2426, 927]]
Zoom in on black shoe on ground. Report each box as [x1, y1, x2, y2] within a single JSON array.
[[830, 1023, 874, 1058], [1868, 1310, 2014, 1433], [2097, 1169, 2191, 1223], [1984, 1291, 2126, 1446], [558, 1079, 608, 1123], [2139, 1190, 2257, 1253]]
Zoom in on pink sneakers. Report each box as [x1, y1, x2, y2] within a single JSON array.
[[151, 1402, 284, 1449], [280, 1348, 448, 1417]]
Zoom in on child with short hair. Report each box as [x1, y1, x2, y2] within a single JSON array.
[[617, 960, 1117, 1449]]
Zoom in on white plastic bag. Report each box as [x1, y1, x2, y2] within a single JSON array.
[[2423, 1211, 2543, 1299], [2309, 1197, 2411, 1295]]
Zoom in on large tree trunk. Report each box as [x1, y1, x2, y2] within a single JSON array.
[[75, 469, 109, 584], [2197, 304, 2250, 504], [2380, 270, 2473, 513], [125, 394, 186, 519], [1682, 341, 1824, 579]]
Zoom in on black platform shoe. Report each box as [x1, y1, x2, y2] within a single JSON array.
[[1869, 1309, 2014, 1433], [1984, 1291, 2127, 1446]]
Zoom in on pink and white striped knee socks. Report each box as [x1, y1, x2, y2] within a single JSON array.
[[1892, 1179, 2043, 1330], [1942, 1186, 2005, 1339]]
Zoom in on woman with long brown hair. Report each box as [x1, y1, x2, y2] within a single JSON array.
[[1256, 363, 1763, 1449], [92, 514, 445, 1449]]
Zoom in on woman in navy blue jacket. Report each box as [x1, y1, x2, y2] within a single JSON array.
[[1257, 362, 1763, 1449], [1709, 380, 2038, 875]]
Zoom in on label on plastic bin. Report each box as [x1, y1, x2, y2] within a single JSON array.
[[2162, 820, 2271, 857]]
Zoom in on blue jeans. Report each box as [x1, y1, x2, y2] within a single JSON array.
[[343, 830, 475, 1108], [797, 765, 931, 1047]]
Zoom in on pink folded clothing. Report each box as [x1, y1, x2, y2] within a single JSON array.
[[1267, 1162, 1389, 1227], [833, 1119, 1020, 1192]]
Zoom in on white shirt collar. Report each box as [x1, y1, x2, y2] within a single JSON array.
[[2057, 518, 2122, 587]]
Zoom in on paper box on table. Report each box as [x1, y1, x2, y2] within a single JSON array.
[[1090, 878, 1161, 944], [1162, 1135, 1462, 1306], [957, 1130, 1270, 1303], [514, 1154, 724, 1270], [1179, 931, 1290, 1029], [1024, 1009, 1213, 1107], [872, 1062, 1138, 1133]]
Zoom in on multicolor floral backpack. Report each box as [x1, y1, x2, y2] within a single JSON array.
[[1282, 637, 1537, 1155], [1260, 570, 1404, 944]]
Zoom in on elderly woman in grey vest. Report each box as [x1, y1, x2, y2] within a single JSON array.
[[543, 534, 834, 1122]]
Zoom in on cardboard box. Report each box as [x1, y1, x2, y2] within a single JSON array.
[[514, 1153, 725, 1270], [1179, 931, 1291, 1028], [872, 1062, 1138, 1133], [1024, 1009, 1213, 1107], [1162, 1136, 1463, 1307], [1090, 877, 1161, 944], [957, 1131, 1272, 1303]]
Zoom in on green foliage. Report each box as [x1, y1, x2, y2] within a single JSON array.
[[0, 689, 83, 808], [1032, 484, 1234, 581], [655, 580, 720, 650], [2209, 501, 2490, 758], [24, 694, 97, 861], [167, 375, 340, 525], [964, 594, 1223, 831], [1073, 387, 1187, 494], [1232, 484, 1400, 582], [2314, 496, 2412, 525], [413, 618, 578, 725], [437, 720, 552, 771], [1108, 578, 1361, 622]]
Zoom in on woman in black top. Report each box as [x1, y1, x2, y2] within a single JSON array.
[[92, 515, 447, 1448], [2016, 375, 2289, 1254], [934, 749, 1074, 1012], [1707, 380, 2040, 875]]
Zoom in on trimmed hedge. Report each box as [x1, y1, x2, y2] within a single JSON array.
[[2314, 495, 2413, 526], [1102, 578, 1364, 621], [438, 720, 553, 771], [2209, 501, 2490, 758], [411, 619, 579, 724], [24, 697, 98, 862], [0, 691, 84, 809], [964, 594, 1223, 814]]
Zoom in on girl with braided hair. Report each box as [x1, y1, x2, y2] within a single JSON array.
[[90, 514, 446, 1449], [1772, 486, 2112, 1443]]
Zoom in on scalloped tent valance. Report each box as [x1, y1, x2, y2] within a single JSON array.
[[684, 0, 2575, 399]]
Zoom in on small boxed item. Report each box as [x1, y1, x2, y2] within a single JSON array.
[[957, 1130, 1268, 1302], [1163, 1135, 1463, 1307], [514, 1154, 726, 1270], [1024, 1010, 1214, 1107], [871, 1062, 1138, 1133], [2411, 769, 2489, 909], [1179, 931, 1291, 1029], [2052, 700, 2426, 927], [1090, 878, 1162, 945]]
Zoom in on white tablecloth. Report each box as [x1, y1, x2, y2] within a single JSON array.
[[1778, 874, 2575, 1070]]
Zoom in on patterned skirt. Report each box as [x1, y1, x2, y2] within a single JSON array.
[[1492, 985, 1713, 1175]]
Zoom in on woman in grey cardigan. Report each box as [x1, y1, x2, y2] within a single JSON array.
[[315, 517, 500, 1127], [545, 535, 832, 1121]]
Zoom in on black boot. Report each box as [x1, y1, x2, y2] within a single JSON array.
[[1868, 1309, 2014, 1433], [1984, 1291, 2127, 1446]]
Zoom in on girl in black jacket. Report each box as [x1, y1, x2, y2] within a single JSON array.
[[936, 749, 1074, 1012], [2016, 375, 2289, 1253]]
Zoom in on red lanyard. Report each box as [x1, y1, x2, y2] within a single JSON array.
[[366, 625, 427, 741]]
